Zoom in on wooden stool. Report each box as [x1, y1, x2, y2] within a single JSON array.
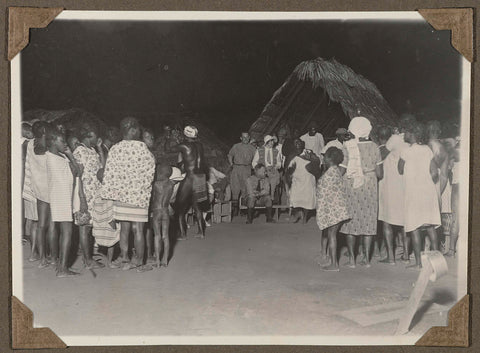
[[213, 201, 232, 223]]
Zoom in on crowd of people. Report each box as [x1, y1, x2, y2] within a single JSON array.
[[20, 112, 461, 277], [22, 116, 221, 276], [228, 116, 461, 272]]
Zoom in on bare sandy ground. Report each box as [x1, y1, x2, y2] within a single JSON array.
[[21, 215, 457, 339]]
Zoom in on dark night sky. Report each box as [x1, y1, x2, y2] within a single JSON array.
[[22, 19, 462, 144]]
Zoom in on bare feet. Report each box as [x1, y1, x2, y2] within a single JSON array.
[[56, 269, 80, 278], [28, 254, 40, 262], [136, 264, 153, 273], [85, 259, 105, 269], [444, 249, 456, 257], [406, 263, 422, 270], [379, 258, 396, 265], [154, 261, 168, 269], [322, 264, 339, 272], [108, 262, 120, 269], [38, 260, 49, 269], [345, 259, 356, 269]]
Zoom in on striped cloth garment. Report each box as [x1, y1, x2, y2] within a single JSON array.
[[92, 197, 120, 247]]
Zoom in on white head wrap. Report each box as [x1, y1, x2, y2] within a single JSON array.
[[344, 117, 372, 188], [348, 116, 372, 139], [184, 125, 198, 138]]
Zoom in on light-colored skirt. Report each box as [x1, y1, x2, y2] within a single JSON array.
[[24, 199, 38, 221], [113, 200, 149, 223]]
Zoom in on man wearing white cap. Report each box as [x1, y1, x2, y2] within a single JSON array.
[[166, 125, 209, 240], [252, 135, 282, 201]]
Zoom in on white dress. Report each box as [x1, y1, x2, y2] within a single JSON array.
[[288, 156, 316, 209], [46, 152, 74, 222], [378, 151, 405, 226], [401, 144, 441, 232]]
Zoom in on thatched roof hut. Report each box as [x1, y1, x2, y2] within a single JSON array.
[[249, 57, 397, 142]]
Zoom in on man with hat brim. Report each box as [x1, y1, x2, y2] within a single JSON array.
[[321, 128, 351, 162], [166, 125, 209, 240], [252, 135, 282, 202], [227, 132, 256, 217]]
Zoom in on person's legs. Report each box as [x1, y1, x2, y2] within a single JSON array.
[[152, 215, 162, 267], [57, 222, 78, 277], [301, 208, 308, 224], [47, 219, 58, 265], [36, 201, 50, 268], [246, 196, 255, 224], [264, 195, 274, 223], [426, 226, 439, 251], [174, 178, 193, 239], [107, 246, 118, 268], [192, 201, 206, 238], [408, 229, 423, 268], [400, 227, 410, 262], [380, 222, 395, 264], [161, 218, 170, 266], [146, 225, 154, 260], [361, 235, 373, 267], [132, 222, 146, 266], [346, 234, 356, 268], [119, 221, 131, 262], [322, 224, 340, 271], [230, 168, 241, 216], [28, 220, 39, 261]]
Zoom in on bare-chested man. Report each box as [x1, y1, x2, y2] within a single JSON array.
[[168, 125, 209, 240]]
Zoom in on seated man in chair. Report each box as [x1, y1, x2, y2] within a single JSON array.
[[245, 163, 275, 224]]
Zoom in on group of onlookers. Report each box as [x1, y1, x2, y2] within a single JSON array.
[[228, 116, 460, 272], [20, 113, 461, 276], [21, 115, 225, 276]]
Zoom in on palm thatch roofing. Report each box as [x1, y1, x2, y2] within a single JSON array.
[[249, 57, 397, 142]]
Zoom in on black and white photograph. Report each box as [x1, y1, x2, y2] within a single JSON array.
[[11, 11, 470, 345]]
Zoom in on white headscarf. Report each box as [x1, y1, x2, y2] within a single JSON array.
[[184, 125, 198, 138], [344, 117, 372, 188]]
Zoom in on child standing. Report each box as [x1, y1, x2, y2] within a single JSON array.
[[46, 128, 80, 277], [143, 128, 156, 262], [28, 122, 51, 268], [73, 120, 106, 269], [151, 164, 175, 268], [315, 147, 351, 271]]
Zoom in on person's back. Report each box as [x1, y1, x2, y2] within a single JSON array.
[[152, 179, 174, 213]]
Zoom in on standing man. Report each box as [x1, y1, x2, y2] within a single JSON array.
[[252, 135, 282, 201], [100, 117, 156, 272], [169, 125, 210, 240], [301, 123, 325, 159], [228, 132, 256, 216]]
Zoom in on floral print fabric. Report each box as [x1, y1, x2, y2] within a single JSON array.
[[100, 140, 155, 209]]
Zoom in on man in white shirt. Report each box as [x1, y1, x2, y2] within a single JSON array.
[[300, 123, 325, 159], [252, 135, 282, 201]]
